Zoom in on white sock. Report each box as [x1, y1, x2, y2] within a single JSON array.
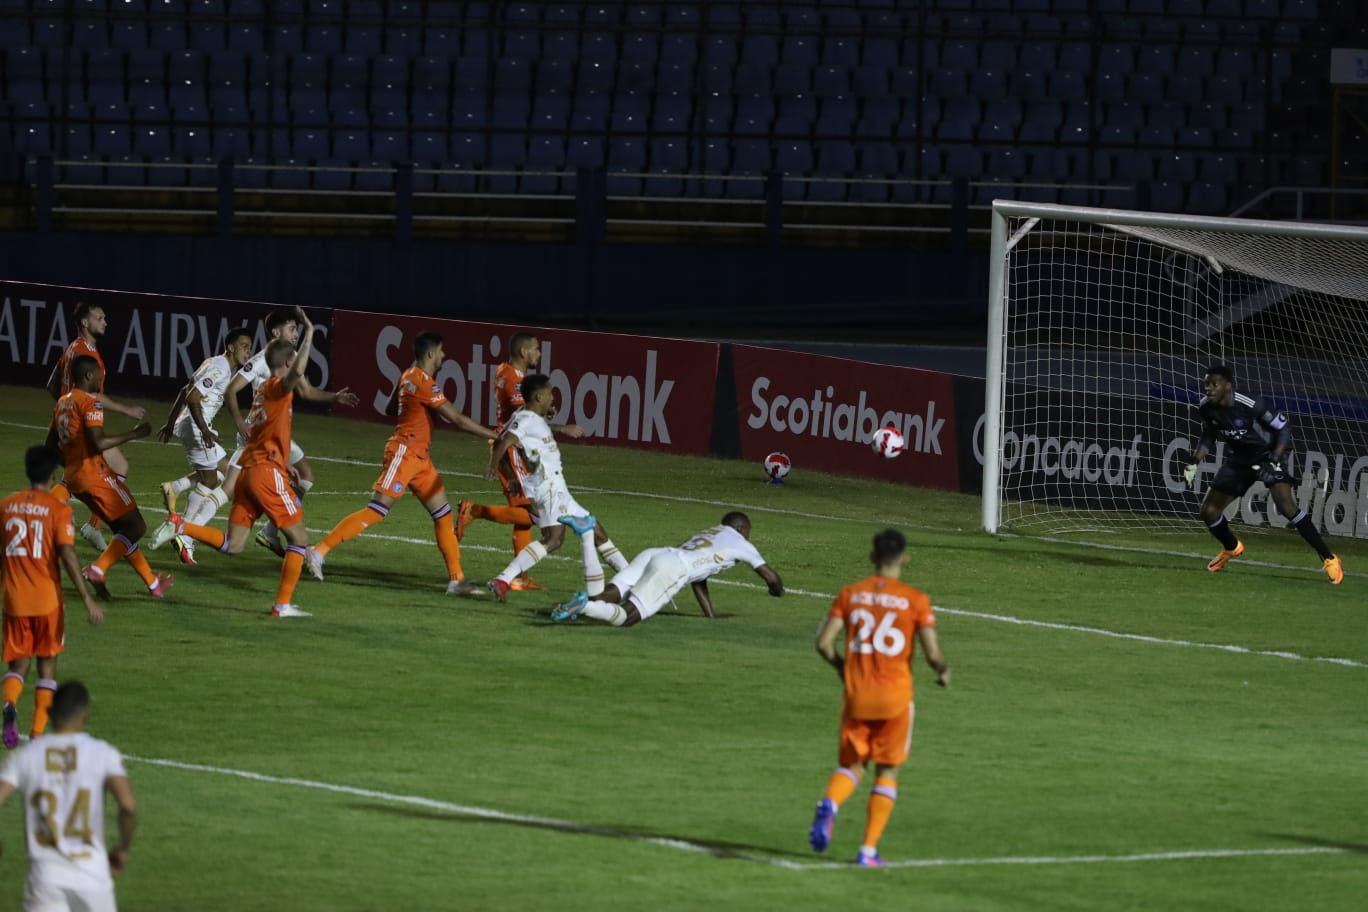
[[183, 485, 208, 524], [261, 521, 279, 542], [581, 533, 605, 596], [498, 541, 547, 583], [598, 539, 628, 572], [171, 475, 195, 495], [297, 478, 314, 494], [582, 600, 628, 626], [186, 485, 226, 526]]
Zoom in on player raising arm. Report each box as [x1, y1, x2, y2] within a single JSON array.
[[807, 529, 948, 867], [551, 511, 782, 626], [1183, 364, 1342, 583]]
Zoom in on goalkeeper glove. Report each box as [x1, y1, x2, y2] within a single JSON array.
[[1182, 463, 1198, 487], [1256, 458, 1289, 486]]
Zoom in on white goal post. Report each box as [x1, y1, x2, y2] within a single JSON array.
[[982, 200, 1368, 537]]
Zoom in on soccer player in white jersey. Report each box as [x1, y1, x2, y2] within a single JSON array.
[[0, 681, 137, 912], [552, 512, 784, 626], [483, 373, 628, 602], [152, 327, 254, 564]]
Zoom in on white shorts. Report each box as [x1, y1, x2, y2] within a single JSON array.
[[614, 549, 690, 622], [25, 877, 117, 912], [230, 440, 304, 470], [174, 420, 227, 472], [527, 477, 589, 530]]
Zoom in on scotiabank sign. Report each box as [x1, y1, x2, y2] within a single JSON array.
[[731, 344, 961, 489], [330, 310, 720, 455], [0, 280, 332, 394]]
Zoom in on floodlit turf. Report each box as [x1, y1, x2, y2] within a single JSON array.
[[1, 384, 1365, 911]]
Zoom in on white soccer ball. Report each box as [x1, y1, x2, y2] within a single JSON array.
[[870, 425, 906, 458], [764, 451, 792, 479]]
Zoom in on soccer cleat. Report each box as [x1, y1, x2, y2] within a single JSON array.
[[809, 798, 837, 853], [1206, 540, 1245, 572], [160, 481, 179, 513], [1324, 554, 1344, 585], [270, 604, 312, 618], [304, 548, 325, 581], [854, 850, 884, 868], [80, 522, 108, 552], [487, 578, 510, 603], [255, 530, 286, 558], [551, 591, 589, 623], [446, 580, 486, 597], [557, 514, 597, 536], [148, 514, 185, 550], [509, 574, 543, 592], [82, 565, 112, 601], [2, 702, 18, 750], [147, 573, 175, 598], [455, 499, 475, 542], [172, 536, 197, 566]]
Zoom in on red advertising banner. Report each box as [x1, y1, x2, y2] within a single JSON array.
[[330, 310, 721, 455], [731, 344, 962, 490], [0, 280, 333, 395]]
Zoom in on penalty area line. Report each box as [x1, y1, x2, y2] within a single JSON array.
[[123, 753, 1352, 872]]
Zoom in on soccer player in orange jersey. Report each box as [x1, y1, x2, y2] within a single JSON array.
[[2, 446, 105, 749], [307, 331, 497, 595], [153, 307, 326, 618], [45, 303, 147, 551], [456, 331, 607, 591], [51, 357, 173, 601], [808, 529, 949, 867]]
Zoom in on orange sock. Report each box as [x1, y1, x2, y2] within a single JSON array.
[[51, 483, 70, 501], [434, 514, 464, 581], [31, 680, 56, 738], [862, 777, 898, 850], [512, 523, 533, 556], [124, 546, 156, 586], [276, 548, 304, 605], [474, 504, 533, 526], [183, 522, 227, 551], [823, 767, 861, 808], [94, 536, 131, 573], [317, 506, 386, 557], [1, 672, 23, 705]]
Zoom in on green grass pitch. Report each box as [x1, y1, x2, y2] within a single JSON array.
[[1, 384, 1365, 911]]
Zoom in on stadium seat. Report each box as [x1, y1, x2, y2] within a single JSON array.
[[774, 63, 812, 97], [855, 97, 899, 138]]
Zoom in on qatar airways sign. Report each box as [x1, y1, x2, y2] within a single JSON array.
[[731, 344, 961, 490], [329, 310, 720, 455]]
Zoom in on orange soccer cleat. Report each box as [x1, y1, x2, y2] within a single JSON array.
[[1206, 541, 1245, 572], [1324, 555, 1344, 585]]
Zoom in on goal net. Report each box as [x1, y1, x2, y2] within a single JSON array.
[[982, 201, 1368, 538]]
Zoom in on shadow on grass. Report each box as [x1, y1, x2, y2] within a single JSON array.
[[349, 801, 813, 862], [518, 607, 739, 627], [1261, 832, 1368, 854]]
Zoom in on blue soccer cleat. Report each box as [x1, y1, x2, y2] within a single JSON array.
[[556, 514, 597, 536], [855, 850, 883, 867], [2, 702, 18, 750], [809, 798, 836, 852], [551, 591, 589, 622]]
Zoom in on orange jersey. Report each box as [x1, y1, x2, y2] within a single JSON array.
[[828, 575, 936, 719], [56, 338, 104, 395], [238, 376, 294, 468], [494, 361, 526, 428], [1, 489, 75, 618], [53, 388, 110, 482], [388, 365, 449, 458]]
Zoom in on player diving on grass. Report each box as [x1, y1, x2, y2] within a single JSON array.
[[304, 331, 497, 595], [551, 512, 783, 626], [1182, 363, 1343, 584], [482, 373, 628, 602]]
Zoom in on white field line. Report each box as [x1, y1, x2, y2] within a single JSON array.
[[4, 420, 1364, 668], [125, 754, 1353, 872]]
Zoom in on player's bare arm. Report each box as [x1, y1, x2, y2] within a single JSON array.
[[295, 376, 360, 407], [184, 387, 219, 449], [106, 774, 137, 875], [815, 614, 845, 681], [436, 401, 496, 440], [85, 419, 152, 453], [281, 312, 316, 393], [552, 422, 586, 438], [918, 627, 950, 688], [691, 580, 716, 618], [224, 370, 251, 439], [95, 392, 146, 421], [485, 431, 516, 481], [59, 541, 105, 625], [44, 361, 62, 399], [757, 564, 783, 596], [157, 381, 194, 443]]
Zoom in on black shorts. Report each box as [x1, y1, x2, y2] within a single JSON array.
[[1211, 463, 1261, 497]]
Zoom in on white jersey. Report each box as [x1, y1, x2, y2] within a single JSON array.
[[504, 409, 563, 500], [174, 353, 234, 431], [237, 350, 273, 393], [675, 524, 767, 582], [0, 732, 126, 891]]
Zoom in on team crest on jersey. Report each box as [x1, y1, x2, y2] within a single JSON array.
[[391, 482, 403, 494]]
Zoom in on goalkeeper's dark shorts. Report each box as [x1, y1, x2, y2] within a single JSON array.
[[1211, 463, 1263, 497]]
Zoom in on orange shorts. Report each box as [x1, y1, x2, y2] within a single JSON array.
[[69, 471, 137, 523], [230, 463, 304, 531], [3, 610, 65, 662], [838, 703, 915, 768], [373, 443, 443, 503]]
